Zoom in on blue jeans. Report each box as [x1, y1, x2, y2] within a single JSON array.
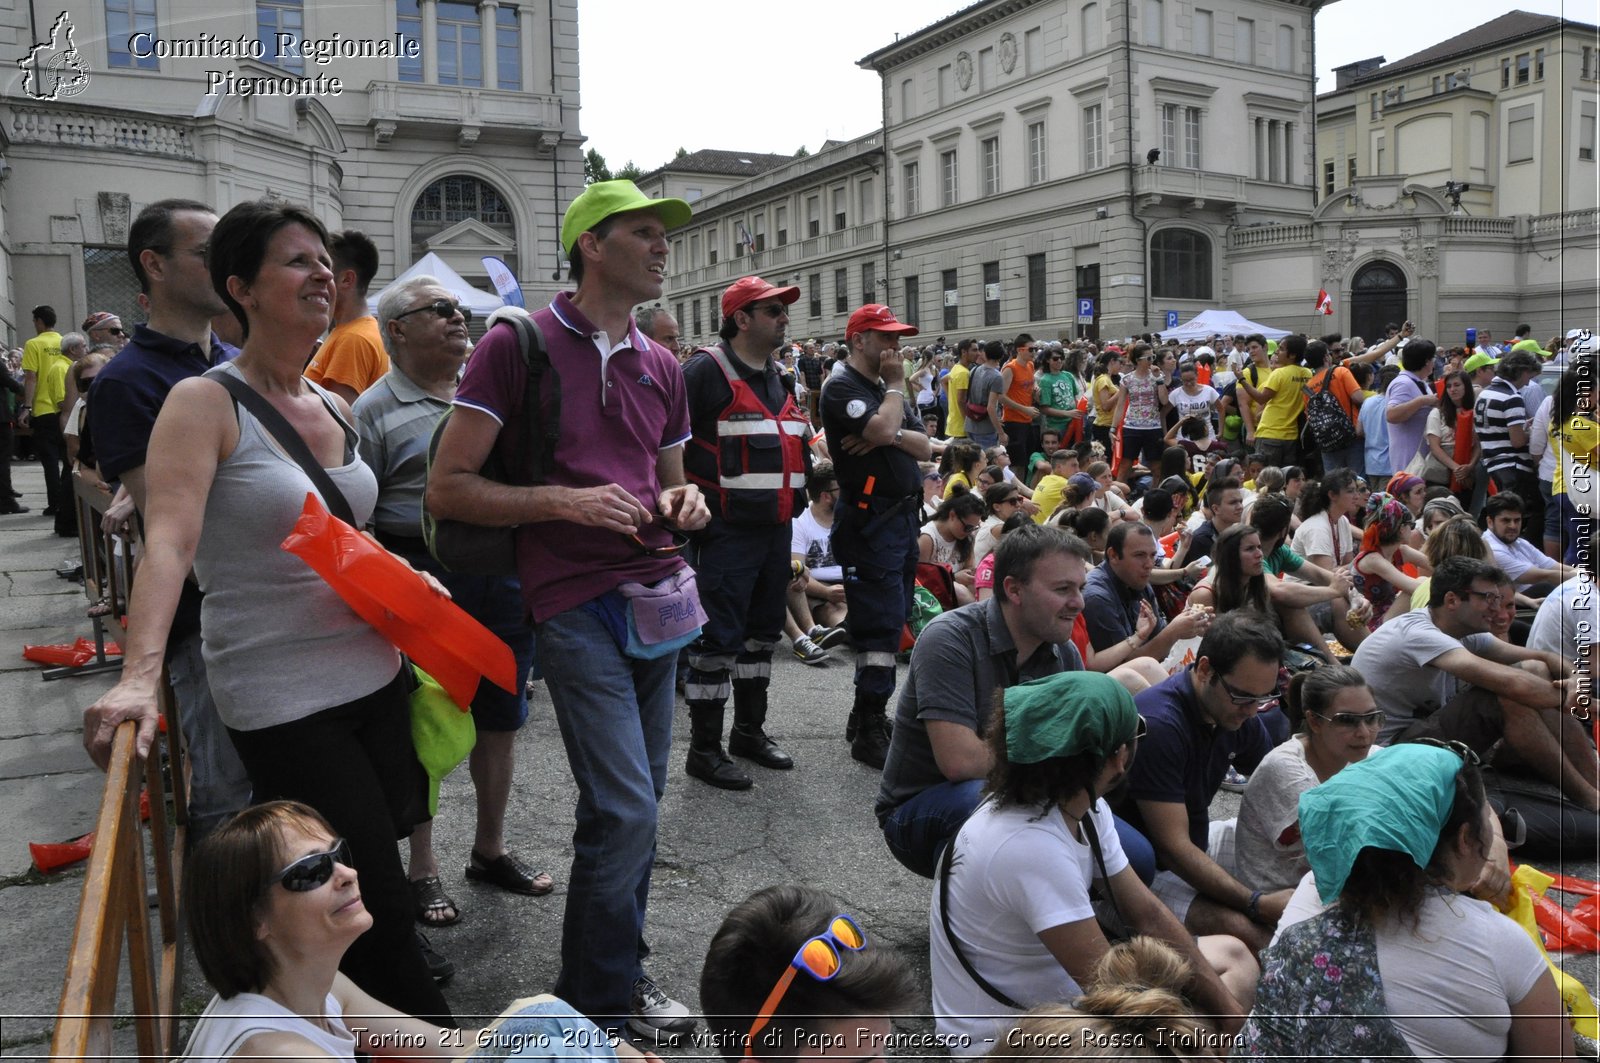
[[168, 628, 251, 838], [1321, 442, 1364, 477], [968, 426, 999, 449], [536, 605, 676, 1029]]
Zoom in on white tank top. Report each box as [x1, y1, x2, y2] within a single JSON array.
[[180, 992, 357, 1060]]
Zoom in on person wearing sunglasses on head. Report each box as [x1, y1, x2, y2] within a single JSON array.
[[1237, 743, 1570, 1062], [677, 277, 811, 791], [429, 180, 708, 1039], [1113, 611, 1290, 958], [699, 886, 916, 1063], [1233, 667, 1378, 896], [1351, 554, 1599, 812], [303, 230, 390, 405], [931, 672, 1254, 1054], [180, 800, 656, 1063]]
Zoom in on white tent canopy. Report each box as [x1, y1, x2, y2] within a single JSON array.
[[1158, 309, 1291, 342], [366, 252, 505, 316]]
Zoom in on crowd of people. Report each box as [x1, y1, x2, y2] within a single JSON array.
[[19, 174, 1586, 1060]]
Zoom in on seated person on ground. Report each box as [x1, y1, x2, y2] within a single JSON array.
[[1082, 523, 1213, 672], [789, 463, 848, 652], [1351, 555, 1598, 811], [1237, 744, 1567, 1063], [930, 673, 1255, 1054], [975, 513, 1032, 602], [1481, 492, 1578, 598], [1234, 667, 1376, 893], [1348, 492, 1430, 631], [700, 885, 918, 1063], [986, 939, 1217, 1063], [1027, 450, 1076, 525], [1113, 611, 1289, 956], [1244, 494, 1367, 654], [920, 493, 986, 605]]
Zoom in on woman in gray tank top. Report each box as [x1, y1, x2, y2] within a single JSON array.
[[83, 200, 452, 1024]]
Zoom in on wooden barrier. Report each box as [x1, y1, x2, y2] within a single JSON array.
[[43, 473, 131, 681], [50, 484, 189, 1061]]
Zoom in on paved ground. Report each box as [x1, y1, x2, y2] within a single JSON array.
[[0, 455, 1596, 1059]]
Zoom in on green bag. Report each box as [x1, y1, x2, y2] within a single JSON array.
[[409, 664, 476, 817], [908, 584, 944, 640]]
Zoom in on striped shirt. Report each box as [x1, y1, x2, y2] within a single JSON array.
[[1473, 377, 1532, 476]]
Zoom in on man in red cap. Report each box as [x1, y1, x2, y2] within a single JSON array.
[[822, 304, 931, 767], [679, 276, 812, 789]]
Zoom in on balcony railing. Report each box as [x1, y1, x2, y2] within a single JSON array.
[[366, 80, 562, 143], [1134, 166, 1248, 206], [1229, 222, 1314, 249], [4, 103, 196, 159], [1528, 208, 1599, 237], [1444, 216, 1515, 237]]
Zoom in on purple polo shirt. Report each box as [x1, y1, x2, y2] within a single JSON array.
[[454, 292, 691, 622], [1384, 368, 1431, 472]]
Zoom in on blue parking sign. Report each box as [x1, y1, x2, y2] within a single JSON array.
[[1165, 310, 1179, 329], [1077, 298, 1095, 323]]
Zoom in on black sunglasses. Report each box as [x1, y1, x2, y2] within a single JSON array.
[[1215, 672, 1284, 707], [269, 838, 353, 892], [744, 303, 789, 319], [395, 299, 472, 324]]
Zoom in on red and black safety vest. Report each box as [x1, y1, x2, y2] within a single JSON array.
[[685, 344, 810, 525]]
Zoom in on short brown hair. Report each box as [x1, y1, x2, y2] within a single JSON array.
[[183, 800, 335, 998]]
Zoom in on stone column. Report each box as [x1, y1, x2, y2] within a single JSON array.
[[1253, 117, 1265, 180], [479, 0, 498, 88], [517, 1, 536, 93], [420, 0, 439, 83], [1282, 121, 1294, 183]]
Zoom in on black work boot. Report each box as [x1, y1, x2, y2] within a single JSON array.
[[847, 694, 891, 770], [685, 703, 752, 790], [728, 682, 794, 770]]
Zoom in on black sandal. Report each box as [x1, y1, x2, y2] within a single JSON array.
[[464, 850, 555, 896], [409, 875, 461, 926]]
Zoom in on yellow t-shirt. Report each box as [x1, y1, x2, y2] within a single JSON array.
[[1553, 414, 1600, 496], [943, 471, 973, 499], [1091, 374, 1118, 427], [1256, 365, 1312, 441], [1032, 474, 1067, 523], [36, 353, 69, 416], [945, 362, 971, 438]]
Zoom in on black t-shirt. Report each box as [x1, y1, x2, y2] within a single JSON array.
[[821, 363, 923, 506]]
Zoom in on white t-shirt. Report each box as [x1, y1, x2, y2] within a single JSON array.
[[1291, 510, 1355, 568], [1236, 736, 1326, 892], [1351, 608, 1496, 744], [1528, 574, 1598, 658], [1483, 529, 1555, 590], [1171, 384, 1219, 422], [1274, 875, 1547, 1063], [930, 797, 1129, 1056], [791, 506, 841, 581], [921, 521, 960, 567]]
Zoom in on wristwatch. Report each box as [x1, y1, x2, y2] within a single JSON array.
[[893, 428, 905, 447]]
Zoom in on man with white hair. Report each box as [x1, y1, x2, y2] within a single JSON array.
[[355, 276, 546, 942]]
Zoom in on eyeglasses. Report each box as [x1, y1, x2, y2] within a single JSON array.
[[745, 915, 866, 1058], [1131, 714, 1148, 744], [745, 303, 789, 319], [1411, 737, 1481, 766], [268, 838, 353, 892], [106, 328, 126, 337], [1215, 672, 1284, 707], [961, 518, 984, 532], [630, 530, 690, 558], [395, 299, 472, 324], [1312, 709, 1385, 730], [77, 374, 99, 387], [1464, 589, 1507, 608]]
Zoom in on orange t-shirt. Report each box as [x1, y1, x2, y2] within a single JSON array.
[[1002, 358, 1036, 424], [305, 315, 390, 395], [1307, 365, 1361, 421]]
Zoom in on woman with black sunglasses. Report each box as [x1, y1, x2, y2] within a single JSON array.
[[181, 800, 642, 1062], [1233, 666, 1375, 895], [84, 200, 455, 1022]]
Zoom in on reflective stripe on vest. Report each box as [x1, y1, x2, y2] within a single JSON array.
[[685, 344, 810, 523]]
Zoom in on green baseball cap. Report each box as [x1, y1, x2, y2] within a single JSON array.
[[1463, 352, 1498, 373], [560, 180, 692, 256]]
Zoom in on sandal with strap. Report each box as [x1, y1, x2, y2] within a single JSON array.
[[409, 875, 461, 926], [464, 850, 555, 896], [86, 597, 112, 618]]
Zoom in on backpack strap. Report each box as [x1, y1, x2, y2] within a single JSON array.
[[502, 315, 557, 484]]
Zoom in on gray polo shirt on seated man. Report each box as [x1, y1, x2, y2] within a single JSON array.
[[1351, 608, 1496, 745]]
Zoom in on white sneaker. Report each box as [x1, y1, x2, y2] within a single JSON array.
[[1220, 765, 1249, 793], [628, 974, 696, 1039]]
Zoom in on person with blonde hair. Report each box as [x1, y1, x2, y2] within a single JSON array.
[[988, 938, 1214, 1062]]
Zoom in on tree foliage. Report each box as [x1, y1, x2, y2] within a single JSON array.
[[584, 148, 611, 185]]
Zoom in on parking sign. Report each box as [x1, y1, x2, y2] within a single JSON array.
[[1165, 310, 1179, 329], [1077, 298, 1095, 324]]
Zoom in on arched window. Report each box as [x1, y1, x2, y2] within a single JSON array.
[[410, 175, 517, 270], [1150, 228, 1212, 300]]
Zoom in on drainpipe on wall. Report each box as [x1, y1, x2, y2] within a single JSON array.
[[1123, 4, 1151, 331], [881, 73, 892, 313]]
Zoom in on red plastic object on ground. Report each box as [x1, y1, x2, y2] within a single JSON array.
[[30, 832, 95, 873], [21, 637, 123, 667], [280, 493, 515, 709]]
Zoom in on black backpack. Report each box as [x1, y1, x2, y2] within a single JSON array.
[[1302, 368, 1357, 452], [422, 316, 559, 574]]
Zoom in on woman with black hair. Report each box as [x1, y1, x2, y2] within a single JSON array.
[[920, 491, 986, 604], [1290, 468, 1362, 573], [1238, 743, 1563, 1061]]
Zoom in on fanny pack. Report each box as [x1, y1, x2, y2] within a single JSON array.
[[582, 569, 706, 660]]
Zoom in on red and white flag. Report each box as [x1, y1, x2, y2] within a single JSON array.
[[1315, 289, 1334, 315]]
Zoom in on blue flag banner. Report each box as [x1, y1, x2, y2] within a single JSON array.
[[482, 256, 524, 308]]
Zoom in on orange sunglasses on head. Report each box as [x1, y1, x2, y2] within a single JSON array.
[[744, 914, 867, 1058]]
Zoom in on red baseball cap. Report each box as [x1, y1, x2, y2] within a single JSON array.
[[721, 276, 800, 319], [845, 304, 919, 340]]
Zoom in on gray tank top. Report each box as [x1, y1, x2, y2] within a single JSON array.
[[192, 362, 399, 731]]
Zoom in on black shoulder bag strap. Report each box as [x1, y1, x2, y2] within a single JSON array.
[[1080, 803, 1134, 943], [504, 315, 557, 484], [207, 369, 356, 526], [936, 839, 1024, 1010]]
